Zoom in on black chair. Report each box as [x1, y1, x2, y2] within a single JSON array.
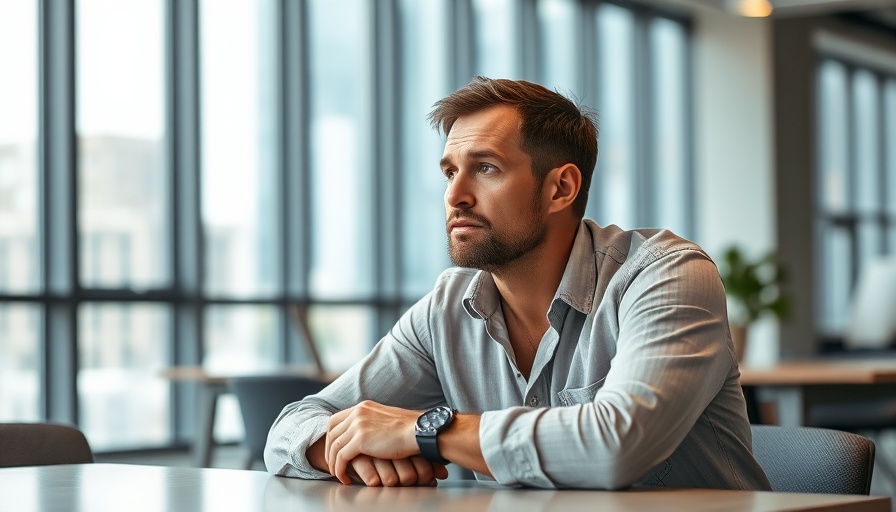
[[750, 425, 875, 495], [229, 375, 328, 469], [0, 422, 94, 467]]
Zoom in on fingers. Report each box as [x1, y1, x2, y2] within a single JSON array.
[[330, 437, 358, 485], [345, 456, 448, 487], [407, 456, 433, 486], [433, 462, 450, 480], [324, 409, 351, 467], [348, 455, 381, 487], [391, 457, 420, 486], [371, 457, 401, 487]]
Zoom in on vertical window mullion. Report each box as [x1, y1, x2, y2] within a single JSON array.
[[40, 0, 79, 424], [373, 0, 400, 339], [633, 10, 653, 227], [168, 0, 202, 444]]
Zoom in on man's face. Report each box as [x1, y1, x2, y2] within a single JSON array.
[[440, 105, 548, 271]]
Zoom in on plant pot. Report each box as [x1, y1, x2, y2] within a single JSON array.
[[731, 324, 748, 362]]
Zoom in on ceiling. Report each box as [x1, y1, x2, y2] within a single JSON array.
[[676, 0, 896, 25]]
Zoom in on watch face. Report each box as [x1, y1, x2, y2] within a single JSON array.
[[416, 406, 452, 433]]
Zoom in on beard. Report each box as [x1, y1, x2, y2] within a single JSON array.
[[446, 197, 547, 271]]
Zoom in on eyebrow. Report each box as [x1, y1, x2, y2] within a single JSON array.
[[440, 150, 505, 168]]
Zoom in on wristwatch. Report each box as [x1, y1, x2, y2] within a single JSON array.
[[415, 406, 455, 464]]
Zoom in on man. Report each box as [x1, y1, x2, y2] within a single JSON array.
[[266, 77, 770, 490]]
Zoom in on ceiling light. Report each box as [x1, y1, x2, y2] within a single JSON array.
[[730, 0, 774, 17]]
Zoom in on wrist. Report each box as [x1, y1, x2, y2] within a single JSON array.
[[415, 406, 455, 464], [306, 436, 329, 474]]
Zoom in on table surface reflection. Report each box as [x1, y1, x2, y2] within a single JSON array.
[[0, 464, 888, 512]]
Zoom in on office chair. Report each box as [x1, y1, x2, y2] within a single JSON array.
[[750, 425, 875, 495], [229, 375, 328, 469], [0, 422, 94, 467]]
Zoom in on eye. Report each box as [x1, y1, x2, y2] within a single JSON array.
[[478, 164, 497, 174], [442, 168, 456, 181]]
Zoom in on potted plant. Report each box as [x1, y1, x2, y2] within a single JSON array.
[[719, 246, 789, 362]]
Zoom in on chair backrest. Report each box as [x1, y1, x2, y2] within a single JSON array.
[[846, 256, 896, 349], [229, 375, 328, 467], [0, 423, 94, 468], [751, 425, 875, 495]]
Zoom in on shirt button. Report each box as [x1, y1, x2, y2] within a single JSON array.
[[529, 396, 539, 407]]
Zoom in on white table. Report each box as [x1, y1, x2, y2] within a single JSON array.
[[0, 464, 889, 512]]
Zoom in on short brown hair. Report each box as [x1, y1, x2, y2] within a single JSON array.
[[428, 76, 598, 218]]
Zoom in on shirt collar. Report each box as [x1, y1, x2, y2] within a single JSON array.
[[461, 220, 597, 320]]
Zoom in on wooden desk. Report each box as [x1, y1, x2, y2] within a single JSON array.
[[740, 359, 896, 426], [0, 464, 889, 512], [160, 365, 331, 467]]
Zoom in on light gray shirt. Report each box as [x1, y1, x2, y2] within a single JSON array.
[[265, 220, 771, 490]]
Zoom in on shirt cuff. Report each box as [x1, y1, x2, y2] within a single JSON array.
[[266, 413, 333, 479], [479, 407, 554, 488]]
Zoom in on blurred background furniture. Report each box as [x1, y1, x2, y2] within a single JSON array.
[[744, 258, 896, 484], [159, 365, 331, 467], [229, 375, 328, 469], [0, 423, 94, 468], [751, 425, 875, 495]]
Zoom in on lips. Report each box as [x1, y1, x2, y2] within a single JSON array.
[[448, 220, 483, 232]]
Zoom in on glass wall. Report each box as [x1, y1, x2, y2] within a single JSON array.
[[816, 58, 896, 337], [0, 0, 39, 422], [0, 0, 694, 452]]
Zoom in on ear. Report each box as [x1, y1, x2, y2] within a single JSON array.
[[544, 163, 582, 214]]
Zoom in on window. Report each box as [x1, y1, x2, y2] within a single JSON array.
[[75, 0, 169, 450], [1, 0, 694, 453], [816, 57, 896, 337], [0, 0, 39, 421], [539, 2, 693, 236]]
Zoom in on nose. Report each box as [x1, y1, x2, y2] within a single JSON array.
[[444, 169, 475, 210]]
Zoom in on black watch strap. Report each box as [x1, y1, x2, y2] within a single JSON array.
[[417, 434, 450, 465]]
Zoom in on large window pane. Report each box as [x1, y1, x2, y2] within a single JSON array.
[[78, 303, 170, 450], [887, 80, 896, 251], [204, 305, 280, 439], [308, 0, 374, 299], [593, 4, 636, 228], [651, 17, 689, 237], [818, 228, 852, 334], [0, 304, 40, 421], [0, 0, 39, 294], [399, 0, 452, 298], [201, 0, 280, 298], [308, 306, 375, 373], [853, 71, 882, 264], [77, 0, 168, 290], [537, 0, 581, 96], [473, 0, 519, 79], [817, 60, 850, 214]]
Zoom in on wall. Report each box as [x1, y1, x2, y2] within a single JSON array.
[[691, 9, 780, 364]]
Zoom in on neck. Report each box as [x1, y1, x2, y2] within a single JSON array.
[[492, 219, 579, 332]]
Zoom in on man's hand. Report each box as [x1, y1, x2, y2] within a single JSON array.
[[348, 454, 448, 487], [325, 400, 422, 484]]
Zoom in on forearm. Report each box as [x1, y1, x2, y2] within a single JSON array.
[[306, 436, 329, 473], [439, 414, 491, 477]]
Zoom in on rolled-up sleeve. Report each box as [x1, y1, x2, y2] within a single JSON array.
[[479, 249, 735, 489]]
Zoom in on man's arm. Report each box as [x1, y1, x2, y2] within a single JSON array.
[[476, 249, 737, 488], [264, 292, 448, 479], [323, 249, 738, 489], [323, 402, 490, 484], [306, 436, 448, 486]]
